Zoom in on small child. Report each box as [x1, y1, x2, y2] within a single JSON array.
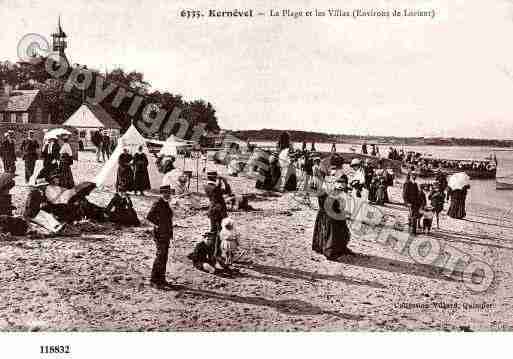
[[422, 206, 434, 234], [219, 217, 240, 266], [429, 183, 445, 229]]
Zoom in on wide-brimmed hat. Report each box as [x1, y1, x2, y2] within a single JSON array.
[[350, 158, 361, 166], [160, 184, 171, 194]]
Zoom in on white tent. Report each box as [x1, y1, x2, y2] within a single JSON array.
[[94, 125, 161, 191], [158, 134, 191, 156]]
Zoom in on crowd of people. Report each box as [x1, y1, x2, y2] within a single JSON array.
[[0, 130, 76, 188], [400, 150, 497, 176], [0, 129, 477, 291], [402, 168, 471, 235], [91, 129, 115, 163]]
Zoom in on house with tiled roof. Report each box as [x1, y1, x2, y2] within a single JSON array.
[[0, 84, 52, 124]]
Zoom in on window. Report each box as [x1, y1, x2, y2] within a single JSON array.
[[0, 113, 3, 122], [16, 113, 23, 123], [11, 113, 16, 123], [22, 113, 29, 124]]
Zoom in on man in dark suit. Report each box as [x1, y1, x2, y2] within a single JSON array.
[[21, 130, 39, 182], [402, 173, 421, 235], [146, 184, 174, 289], [1, 131, 17, 173], [101, 131, 111, 161], [91, 130, 103, 162]]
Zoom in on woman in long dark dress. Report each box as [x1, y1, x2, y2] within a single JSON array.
[[133, 146, 151, 195], [116, 147, 134, 193], [105, 190, 140, 226], [312, 175, 353, 260], [58, 137, 75, 189], [447, 185, 469, 219]]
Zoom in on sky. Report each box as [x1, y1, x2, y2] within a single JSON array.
[[2, 0, 513, 139]]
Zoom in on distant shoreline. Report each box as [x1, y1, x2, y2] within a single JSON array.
[[230, 129, 513, 148]]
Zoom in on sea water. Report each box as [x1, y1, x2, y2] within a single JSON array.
[[255, 141, 513, 214]]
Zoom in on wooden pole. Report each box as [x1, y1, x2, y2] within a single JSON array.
[[196, 153, 199, 192]]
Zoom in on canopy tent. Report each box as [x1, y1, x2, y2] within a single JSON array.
[[94, 125, 161, 191]]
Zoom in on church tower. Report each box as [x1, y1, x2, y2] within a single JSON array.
[[51, 16, 69, 66]]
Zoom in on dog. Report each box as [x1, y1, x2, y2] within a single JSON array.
[[219, 217, 240, 266]]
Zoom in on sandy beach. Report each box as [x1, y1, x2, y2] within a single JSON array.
[[1, 151, 512, 331]]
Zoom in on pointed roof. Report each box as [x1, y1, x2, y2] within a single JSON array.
[[53, 16, 67, 37], [63, 103, 121, 129], [0, 90, 40, 112]]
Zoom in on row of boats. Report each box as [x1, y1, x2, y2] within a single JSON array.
[[400, 151, 513, 190]]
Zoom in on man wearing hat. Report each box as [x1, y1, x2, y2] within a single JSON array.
[[204, 171, 232, 267], [204, 171, 231, 233], [402, 173, 421, 235], [146, 184, 174, 289], [21, 130, 39, 183], [1, 130, 16, 173]]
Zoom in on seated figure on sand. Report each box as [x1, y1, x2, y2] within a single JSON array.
[[187, 231, 218, 274], [24, 177, 63, 234], [42, 173, 107, 224], [161, 156, 188, 196], [0, 173, 28, 236], [105, 180, 140, 226]]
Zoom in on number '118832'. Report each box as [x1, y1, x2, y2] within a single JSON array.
[[40, 345, 70, 354]]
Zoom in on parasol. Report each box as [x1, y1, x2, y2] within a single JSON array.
[[45, 185, 72, 205], [448, 172, 470, 190], [44, 128, 72, 140], [69, 181, 96, 202]]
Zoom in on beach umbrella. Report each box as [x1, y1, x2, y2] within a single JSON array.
[[44, 128, 71, 140], [69, 181, 96, 202], [448, 172, 470, 190]]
